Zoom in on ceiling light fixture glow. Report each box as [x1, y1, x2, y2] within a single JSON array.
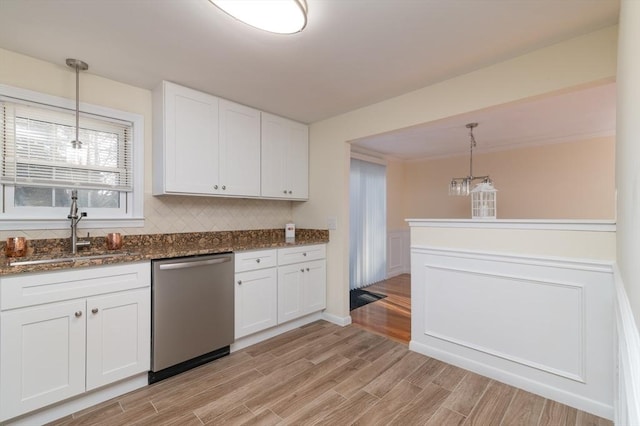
[[211, 0, 307, 34]]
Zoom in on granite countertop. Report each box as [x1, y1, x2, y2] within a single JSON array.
[[0, 229, 329, 276]]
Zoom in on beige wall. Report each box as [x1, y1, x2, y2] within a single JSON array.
[[386, 159, 407, 230], [294, 26, 618, 321], [0, 48, 293, 240], [404, 136, 615, 220], [411, 226, 616, 261]]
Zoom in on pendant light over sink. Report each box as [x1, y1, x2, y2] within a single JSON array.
[[210, 0, 308, 34]]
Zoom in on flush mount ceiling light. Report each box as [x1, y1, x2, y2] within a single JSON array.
[[210, 0, 307, 34], [449, 122, 494, 196]]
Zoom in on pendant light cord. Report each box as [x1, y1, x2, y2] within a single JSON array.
[[66, 58, 89, 149], [74, 64, 80, 148]]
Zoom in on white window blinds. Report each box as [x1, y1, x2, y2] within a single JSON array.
[[349, 158, 387, 290], [0, 99, 133, 191]]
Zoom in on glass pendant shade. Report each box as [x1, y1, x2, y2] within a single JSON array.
[[211, 0, 307, 34]]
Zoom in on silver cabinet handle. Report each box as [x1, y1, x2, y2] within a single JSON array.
[[75, 311, 82, 318], [237, 280, 242, 285], [288, 190, 292, 194], [283, 190, 287, 194], [306, 268, 310, 272], [256, 258, 261, 263], [214, 185, 219, 190], [158, 256, 232, 270], [222, 185, 226, 190], [300, 268, 304, 272], [92, 308, 99, 314], [303, 253, 307, 256]]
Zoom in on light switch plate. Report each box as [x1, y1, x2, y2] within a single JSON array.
[[327, 216, 338, 230]]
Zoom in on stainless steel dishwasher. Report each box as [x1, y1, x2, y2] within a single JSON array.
[[149, 252, 234, 384]]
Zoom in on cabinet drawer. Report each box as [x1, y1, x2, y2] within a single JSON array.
[[234, 249, 277, 272], [278, 244, 326, 266], [0, 261, 151, 311]]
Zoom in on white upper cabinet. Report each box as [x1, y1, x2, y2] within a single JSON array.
[[154, 81, 219, 195], [153, 82, 261, 197], [219, 99, 261, 197], [261, 112, 309, 200]]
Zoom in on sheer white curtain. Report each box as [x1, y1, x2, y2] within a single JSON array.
[[349, 157, 387, 290]]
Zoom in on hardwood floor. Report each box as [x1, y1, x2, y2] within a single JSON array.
[[350, 274, 411, 344], [47, 321, 611, 426]]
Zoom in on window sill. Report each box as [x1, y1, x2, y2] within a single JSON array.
[[0, 217, 145, 231]]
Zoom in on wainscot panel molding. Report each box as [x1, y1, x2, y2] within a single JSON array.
[[613, 266, 640, 426], [410, 246, 614, 420], [387, 229, 410, 278]]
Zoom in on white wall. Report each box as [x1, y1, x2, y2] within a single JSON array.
[[293, 26, 618, 322], [616, 0, 640, 333], [614, 3, 640, 424]]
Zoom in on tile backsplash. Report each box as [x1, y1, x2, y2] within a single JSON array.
[[0, 194, 294, 240]]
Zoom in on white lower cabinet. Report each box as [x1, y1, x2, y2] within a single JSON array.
[[1, 299, 87, 419], [0, 262, 150, 422], [277, 260, 326, 323], [235, 244, 326, 339], [235, 268, 278, 339], [86, 289, 150, 390]]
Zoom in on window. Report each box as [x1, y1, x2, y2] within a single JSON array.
[[0, 84, 144, 230]]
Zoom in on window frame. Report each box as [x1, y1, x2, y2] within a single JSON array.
[[0, 84, 144, 230]]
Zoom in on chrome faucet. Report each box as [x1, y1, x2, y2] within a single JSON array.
[[68, 190, 90, 254]]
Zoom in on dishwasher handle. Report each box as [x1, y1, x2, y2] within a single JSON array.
[[158, 256, 232, 271]]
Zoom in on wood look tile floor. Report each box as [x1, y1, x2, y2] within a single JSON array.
[[48, 321, 611, 426], [350, 274, 411, 344]]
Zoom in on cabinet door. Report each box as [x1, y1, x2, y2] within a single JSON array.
[[86, 289, 150, 391], [219, 99, 261, 196], [261, 113, 309, 199], [164, 82, 220, 194], [0, 300, 86, 421], [302, 260, 326, 314], [286, 121, 309, 200], [235, 268, 278, 338], [261, 112, 288, 198], [277, 263, 304, 323]]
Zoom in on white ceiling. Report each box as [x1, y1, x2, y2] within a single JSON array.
[[0, 0, 619, 128]]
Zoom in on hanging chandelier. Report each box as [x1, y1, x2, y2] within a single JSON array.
[[449, 122, 493, 196]]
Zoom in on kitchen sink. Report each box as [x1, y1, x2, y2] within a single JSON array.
[[9, 252, 140, 267]]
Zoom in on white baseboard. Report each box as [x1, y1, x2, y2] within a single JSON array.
[[322, 311, 352, 326], [5, 374, 148, 426], [613, 266, 640, 426], [410, 340, 612, 420]]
